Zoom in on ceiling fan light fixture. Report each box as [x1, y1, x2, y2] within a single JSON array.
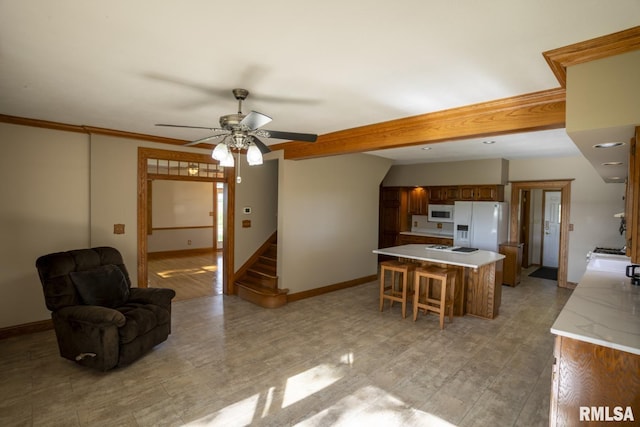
[[220, 150, 234, 167], [247, 143, 264, 166], [212, 140, 231, 161]]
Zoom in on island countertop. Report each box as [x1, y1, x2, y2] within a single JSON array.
[[550, 255, 640, 356], [373, 244, 505, 269]]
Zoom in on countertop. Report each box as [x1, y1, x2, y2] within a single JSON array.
[[550, 255, 640, 355], [399, 230, 454, 238], [373, 244, 504, 269]]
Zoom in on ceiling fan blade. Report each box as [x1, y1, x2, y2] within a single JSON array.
[[156, 123, 223, 131], [183, 134, 226, 146], [251, 137, 271, 154], [240, 111, 272, 130], [263, 130, 318, 142]]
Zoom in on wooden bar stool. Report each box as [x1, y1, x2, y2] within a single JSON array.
[[379, 260, 415, 318], [413, 266, 456, 329]]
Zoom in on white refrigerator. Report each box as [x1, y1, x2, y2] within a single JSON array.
[[453, 201, 509, 252]]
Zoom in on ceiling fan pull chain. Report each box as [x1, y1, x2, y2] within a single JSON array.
[[236, 150, 242, 184]]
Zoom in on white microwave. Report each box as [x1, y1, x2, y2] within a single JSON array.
[[427, 204, 455, 223]]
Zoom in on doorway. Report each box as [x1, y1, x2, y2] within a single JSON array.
[[542, 190, 561, 268], [147, 179, 222, 300], [137, 147, 236, 294], [509, 180, 573, 288]]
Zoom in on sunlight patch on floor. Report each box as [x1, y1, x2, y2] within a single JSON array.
[[183, 393, 259, 426], [283, 363, 345, 408], [157, 267, 214, 278]]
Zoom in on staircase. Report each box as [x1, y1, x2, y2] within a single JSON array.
[[235, 235, 288, 308]]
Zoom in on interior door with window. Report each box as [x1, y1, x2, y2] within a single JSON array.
[[542, 191, 561, 267]]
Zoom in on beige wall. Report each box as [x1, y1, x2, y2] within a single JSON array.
[[0, 123, 274, 328], [567, 50, 640, 133], [278, 153, 392, 293], [148, 180, 214, 252], [0, 123, 90, 327], [382, 158, 508, 186], [234, 157, 279, 268]]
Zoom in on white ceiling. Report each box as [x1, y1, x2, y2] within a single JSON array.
[[1, 1, 638, 163]]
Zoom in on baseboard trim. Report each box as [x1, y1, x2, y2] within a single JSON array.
[[287, 275, 377, 303], [148, 247, 216, 259], [0, 319, 53, 340]]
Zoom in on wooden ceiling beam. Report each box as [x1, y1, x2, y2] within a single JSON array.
[[273, 88, 566, 160]]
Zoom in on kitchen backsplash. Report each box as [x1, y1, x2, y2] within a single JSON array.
[[412, 215, 454, 235]]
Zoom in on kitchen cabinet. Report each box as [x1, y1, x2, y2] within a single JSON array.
[[459, 185, 505, 201], [378, 187, 409, 250], [428, 186, 458, 204], [429, 185, 504, 203], [499, 242, 523, 286], [549, 336, 640, 426], [407, 187, 428, 214]]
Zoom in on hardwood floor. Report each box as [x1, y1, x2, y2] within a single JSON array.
[[148, 250, 223, 301], [0, 266, 572, 426]]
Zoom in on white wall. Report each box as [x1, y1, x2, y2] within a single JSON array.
[[278, 153, 392, 293]]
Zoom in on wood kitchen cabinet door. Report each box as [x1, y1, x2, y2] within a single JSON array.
[[379, 187, 408, 249], [408, 187, 428, 214], [550, 336, 640, 426]]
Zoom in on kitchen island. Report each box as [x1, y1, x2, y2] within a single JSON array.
[[549, 254, 640, 425], [373, 244, 505, 319]]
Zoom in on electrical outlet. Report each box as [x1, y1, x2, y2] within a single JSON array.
[[187, 240, 192, 245], [113, 224, 125, 234]]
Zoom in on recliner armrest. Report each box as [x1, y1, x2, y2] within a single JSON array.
[[128, 287, 176, 309], [56, 305, 126, 327]]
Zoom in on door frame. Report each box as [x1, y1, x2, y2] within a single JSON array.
[[509, 179, 573, 288], [137, 147, 236, 294]]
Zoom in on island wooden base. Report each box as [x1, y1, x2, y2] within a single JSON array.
[[399, 258, 502, 319], [465, 260, 502, 319]]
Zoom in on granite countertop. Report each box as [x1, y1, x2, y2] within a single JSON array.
[[550, 257, 640, 355], [373, 244, 504, 269]]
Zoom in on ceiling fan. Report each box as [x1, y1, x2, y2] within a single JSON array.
[[156, 88, 317, 171]]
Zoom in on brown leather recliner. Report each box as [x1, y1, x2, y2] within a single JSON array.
[[35, 246, 175, 371]]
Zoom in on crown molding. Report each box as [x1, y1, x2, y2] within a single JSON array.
[[543, 26, 640, 87]]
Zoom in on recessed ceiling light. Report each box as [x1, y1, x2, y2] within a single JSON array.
[[421, 147, 432, 150], [482, 140, 496, 145], [594, 142, 625, 148], [601, 161, 623, 166]]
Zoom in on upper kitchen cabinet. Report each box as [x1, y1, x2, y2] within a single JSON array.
[[459, 185, 505, 201], [428, 185, 503, 203], [428, 186, 458, 204], [408, 187, 428, 214]]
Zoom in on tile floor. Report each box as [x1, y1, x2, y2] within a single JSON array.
[[0, 268, 572, 426]]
